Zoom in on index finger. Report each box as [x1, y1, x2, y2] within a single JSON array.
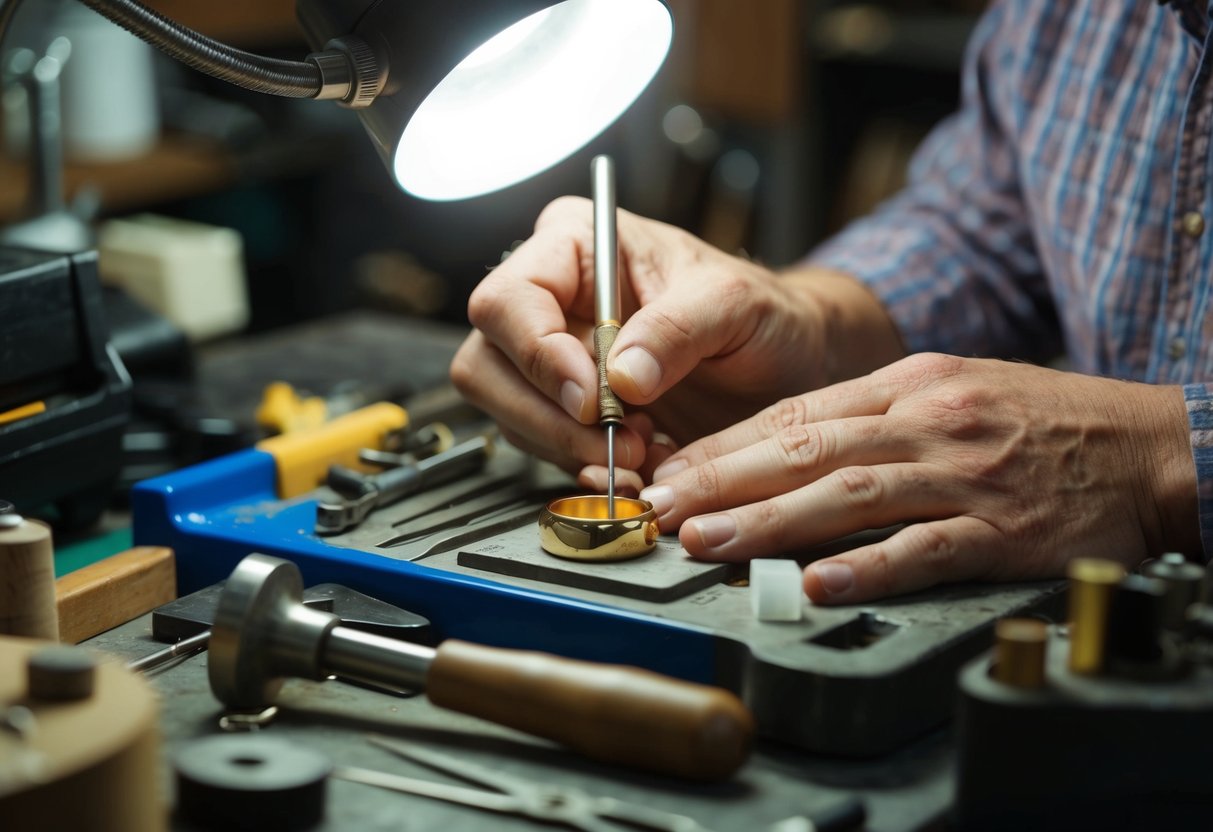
[[467, 198, 599, 423], [653, 373, 895, 479]]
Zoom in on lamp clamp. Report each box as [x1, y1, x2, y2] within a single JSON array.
[[306, 35, 382, 109]]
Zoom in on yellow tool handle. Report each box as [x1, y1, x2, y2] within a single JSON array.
[[427, 640, 753, 781]]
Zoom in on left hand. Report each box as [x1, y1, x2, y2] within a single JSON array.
[[628, 353, 1200, 604]]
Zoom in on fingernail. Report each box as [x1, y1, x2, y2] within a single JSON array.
[[690, 514, 736, 549], [615, 347, 662, 397], [652, 458, 688, 481], [640, 484, 674, 517], [560, 380, 585, 420], [811, 562, 854, 596]]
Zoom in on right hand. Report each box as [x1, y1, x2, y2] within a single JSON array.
[[451, 197, 900, 480]]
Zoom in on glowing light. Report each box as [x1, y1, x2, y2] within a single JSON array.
[[396, 0, 672, 201]]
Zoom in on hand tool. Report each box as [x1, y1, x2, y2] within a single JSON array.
[[592, 155, 625, 519], [339, 736, 868, 832], [336, 734, 713, 832], [315, 434, 493, 535], [209, 554, 753, 781], [127, 580, 433, 674]]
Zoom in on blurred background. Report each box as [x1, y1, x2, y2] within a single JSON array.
[[0, 0, 985, 526], [1, 0, 985, 330]]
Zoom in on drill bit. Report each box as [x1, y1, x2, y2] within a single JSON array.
[[592, 155, 624, 518]]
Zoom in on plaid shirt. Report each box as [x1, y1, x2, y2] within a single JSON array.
[[810, 0, 1213, 560]]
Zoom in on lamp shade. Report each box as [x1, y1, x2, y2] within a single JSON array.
[[298, 0, 673, 201]]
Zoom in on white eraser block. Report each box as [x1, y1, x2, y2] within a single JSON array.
[[750, 559, 804, 622], [98, 214, 249, 342]]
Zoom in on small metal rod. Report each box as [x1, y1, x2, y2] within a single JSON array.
[[607, 423, 616, 518], [126, 629, 211, 673]]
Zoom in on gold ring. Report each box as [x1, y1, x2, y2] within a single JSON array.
[[538, 496, 660, 562]]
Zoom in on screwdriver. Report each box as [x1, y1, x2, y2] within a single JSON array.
[[592, 155, 624, 518]]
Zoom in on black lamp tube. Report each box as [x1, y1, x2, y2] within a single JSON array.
[[1, 0, 322, 99]]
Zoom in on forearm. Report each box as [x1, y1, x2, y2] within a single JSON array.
[[780, 266, 907, 385]]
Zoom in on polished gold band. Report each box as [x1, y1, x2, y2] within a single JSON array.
[[538, 496, 659, 562]]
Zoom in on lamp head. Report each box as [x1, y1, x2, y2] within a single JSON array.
[[297, 0, 673, 201]]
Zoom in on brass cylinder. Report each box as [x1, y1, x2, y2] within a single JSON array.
[[1066, 557, 1125, 675], [0, 515, 59, 641], [993, 618, 1048, 689], [594, 323, 624, 424]]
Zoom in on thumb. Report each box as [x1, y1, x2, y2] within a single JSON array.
[[607, 269, 759, 404]]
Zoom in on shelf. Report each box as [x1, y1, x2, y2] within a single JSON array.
[[0, 136, 236, 223]]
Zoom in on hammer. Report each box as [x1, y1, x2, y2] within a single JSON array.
[[208, 554, 753, 781]]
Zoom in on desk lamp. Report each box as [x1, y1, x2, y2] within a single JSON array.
[[0, 0, 674, 200]]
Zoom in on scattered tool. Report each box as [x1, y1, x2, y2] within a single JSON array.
[[592, 155, 625, 519], [127, 581, 432, 674], [315, 434, 493, 535], [337, 734, 713, 832], [209, 554, 753, 781], [338, 735, 868, 832]]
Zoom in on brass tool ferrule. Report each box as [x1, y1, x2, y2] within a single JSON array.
[[595, 323, 624, 424], [1066, 557, 1126, 675], [993, 618, 1048, 689]]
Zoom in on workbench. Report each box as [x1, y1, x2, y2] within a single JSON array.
[[86, 613, 954, 831]]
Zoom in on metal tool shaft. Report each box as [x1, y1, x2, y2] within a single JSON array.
[[592, 155, 624, 518], [592, 155, 619, 325]]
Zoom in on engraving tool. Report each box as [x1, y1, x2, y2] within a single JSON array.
[[592, 155, 624, 518]]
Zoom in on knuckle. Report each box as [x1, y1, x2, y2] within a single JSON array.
[[905, 523, 960, 572], [776, 423, 827, 473], [886, 352, 965, 389], [690, 462, 726, 503], [537, 195, 589, 229], [832, 466, 886, 512], [642, 305, 696, 351], [449, 345, 476, 394], [466, 279, 505, 329], [762, 397, 813, 434]]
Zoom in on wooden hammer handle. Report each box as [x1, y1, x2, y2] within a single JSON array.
[[427, 639, 753, 781]]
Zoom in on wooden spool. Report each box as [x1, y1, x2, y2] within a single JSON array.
[[0, 636, 164, 831], [0, 517, 59, 641]]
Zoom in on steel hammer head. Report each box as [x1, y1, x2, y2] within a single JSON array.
[[208, 554, 340, 711]]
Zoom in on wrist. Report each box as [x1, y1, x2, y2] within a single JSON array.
[[1132, 384, 1201, 555], [780, 266, 906, 384]]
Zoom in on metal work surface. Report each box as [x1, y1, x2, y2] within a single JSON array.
[[87, 614, 954, 831], [132, 441, 1065, 758]]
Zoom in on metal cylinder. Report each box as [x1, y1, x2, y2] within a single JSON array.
[[592, 155, 619, 326], [1144, 552, 1205, 631], [1104, 574, 1165, 667], [1066, 557, 1125, 675], [324, 626, 434, 691], [993, 618, 1048, 689]]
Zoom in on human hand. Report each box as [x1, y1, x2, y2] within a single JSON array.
[[636, 354, 1200, 604], [452, 197, 901, 477]]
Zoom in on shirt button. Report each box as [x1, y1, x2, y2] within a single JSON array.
[[1169, 338, 1186, 360], [1182, 211, 1205, 237]]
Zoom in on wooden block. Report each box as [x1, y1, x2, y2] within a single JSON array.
[[56, 547, 177, 644]]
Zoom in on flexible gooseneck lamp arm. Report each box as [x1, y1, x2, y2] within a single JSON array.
[[0, 0, 379, 104]]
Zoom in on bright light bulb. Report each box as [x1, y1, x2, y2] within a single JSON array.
[[395, 0, 673, 201]]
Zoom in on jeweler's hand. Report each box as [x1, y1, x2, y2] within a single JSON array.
[[637, 354, 1200, 604], [451, 197, 901, 476]]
